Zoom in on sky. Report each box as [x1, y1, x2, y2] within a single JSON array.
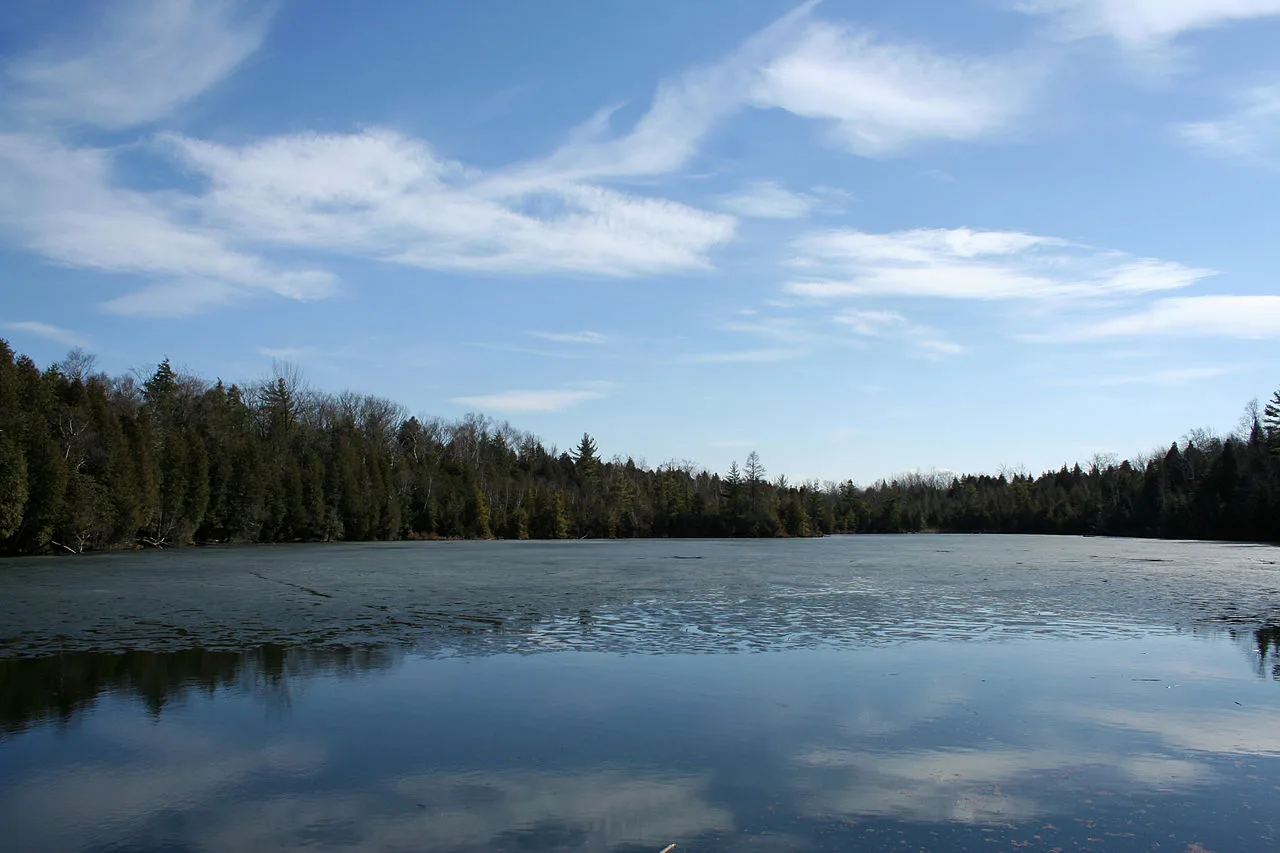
[[2, 0, 1280, 484]]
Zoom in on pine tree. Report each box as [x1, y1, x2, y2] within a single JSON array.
[[744, 451, 770, 515], [1264, 390, 1280, 453], [573, 433, 600, 478]]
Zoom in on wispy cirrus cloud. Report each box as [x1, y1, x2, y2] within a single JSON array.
[[495, 2, 817, 188], [1032, 295, 1280, 341], [712, 302, 961, 362], [833, 308, 964, 359], [0, 129, 731, 318], [718, 180, 821, 219], [1178, 85, 1280, 167], [682, 348, 807, 364], [493, 2, 1037, 186], [718, 314, 813, 344], [749, 21, 1039, 156], [1053, 366, 1240, 387], [529, 331, 608, 345], [776, 227, 1252, 352], [2, 320, 89, 349], [166, 129, 738, 278], [256, 346, 319, 362], [449, 382, 613, 414], [784, 228, 1214, 301], [7, 0, 269, 129], [0, 2, 334, 318], [1013, 0, 1280, 51], [0, 135, 336, 318]]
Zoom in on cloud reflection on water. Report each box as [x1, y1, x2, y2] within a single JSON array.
[[0, 631, 1277, 851], [183, 770, 730, 853], [790, 746, 1208, 825]]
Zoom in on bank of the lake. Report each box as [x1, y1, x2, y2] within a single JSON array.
[[6, 343, 1280, 557]]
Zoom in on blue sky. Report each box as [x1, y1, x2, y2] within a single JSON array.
[[3, 0, 1280, 483]]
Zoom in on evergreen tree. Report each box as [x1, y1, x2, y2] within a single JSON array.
[[1264, 390, 1280, 453], [573, 433, 600, 478]]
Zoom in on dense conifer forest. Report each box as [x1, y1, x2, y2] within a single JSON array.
[[2, 339, 1280, 555]]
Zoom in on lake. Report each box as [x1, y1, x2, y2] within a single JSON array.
[[2, 536, 1279, 852]]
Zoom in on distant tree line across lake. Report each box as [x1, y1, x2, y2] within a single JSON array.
[[3, 339, 1280, 555]]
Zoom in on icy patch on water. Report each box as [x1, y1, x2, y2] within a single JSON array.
[[2, 535, 1279, 658]]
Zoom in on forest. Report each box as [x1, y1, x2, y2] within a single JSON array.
[[2, 338, 1280, 555]]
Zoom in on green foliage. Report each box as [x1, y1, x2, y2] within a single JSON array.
[[0, 434, 27, 541], [143, 359, 177, 405], [1264, 391, 1280, 453], [573, 433, 600, 478]]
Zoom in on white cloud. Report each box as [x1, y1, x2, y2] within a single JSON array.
[[492, 4, 1032, 186], [449, 385, 610, 413], [256, 346, 318, 362], [530, 331, 608, 345], [1036, 295, 1280, 340], [719, 314, 813, 344], [785, 227, 1215, 301], [0, 3, 337, 318], [683, 347, 807, 363], [1054, 366, 1240, 386], [918, 168, 957, 183], [1179, 85, 1280, 167], [7, 0, 269, 129], [749, 22, 1037, 156], [99, 280, 246, 318], [833, 308, 912, 337], [1014, 0, 1280, 50], [498, 2, 817, 188], [165, 129, 737, 278], [719, 180, 820, 219], [0, 134, 335, 317], [2, 320, 89, 348], [833, 308, 965, 358]]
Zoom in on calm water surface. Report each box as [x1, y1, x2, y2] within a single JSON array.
[[2, 536, 1279, 852]]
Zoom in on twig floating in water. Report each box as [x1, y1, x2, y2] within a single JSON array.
[[658, 845, 677, 853]]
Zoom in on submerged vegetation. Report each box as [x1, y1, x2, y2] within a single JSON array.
[[2, 339, 1280, 554]]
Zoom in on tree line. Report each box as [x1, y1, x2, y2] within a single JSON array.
[[2, 339, 1280, 555]]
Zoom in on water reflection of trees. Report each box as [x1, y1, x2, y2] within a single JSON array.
[[1223, 625, 1280, 680], [1256, 626, 1280, 680], [0, 645, 398, 736]]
